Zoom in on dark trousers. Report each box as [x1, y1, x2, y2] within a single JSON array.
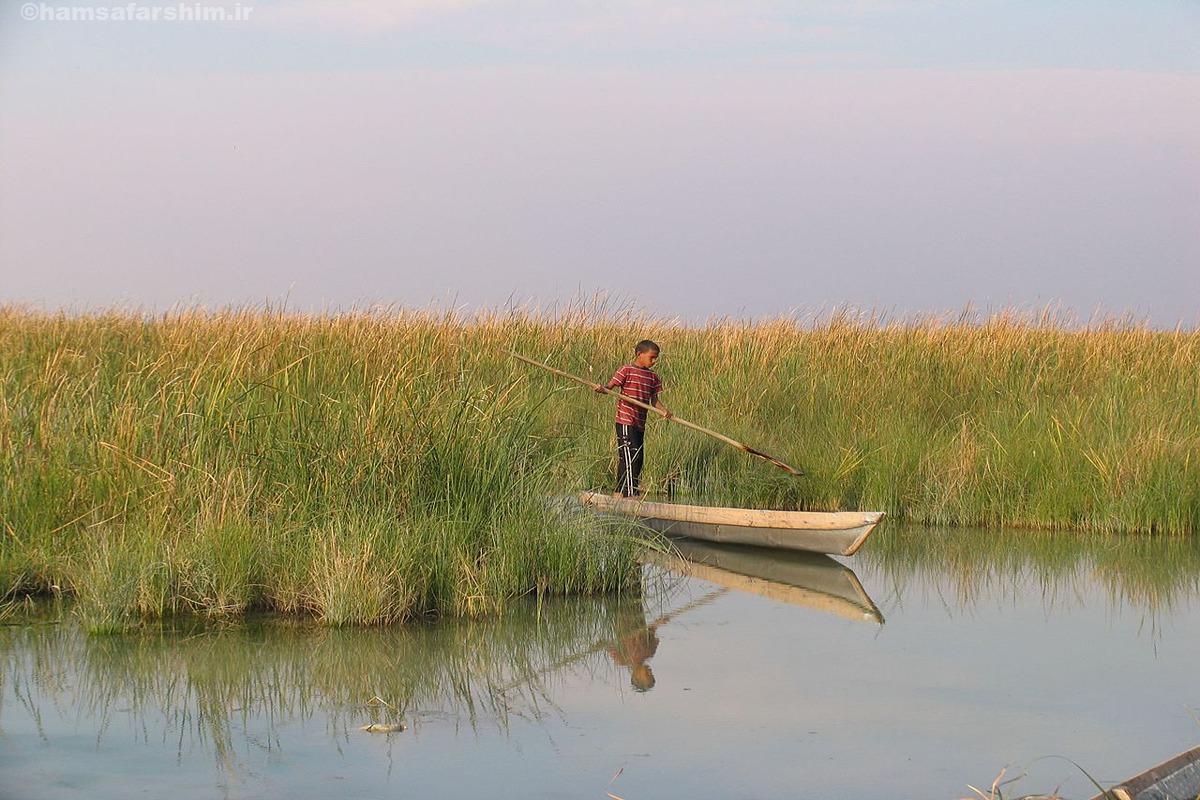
[[615, 424, 645, 497]]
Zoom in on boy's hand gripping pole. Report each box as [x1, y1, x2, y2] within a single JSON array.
[[509, 352, 804, 477]]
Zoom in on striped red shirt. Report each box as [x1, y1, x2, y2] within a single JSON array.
[[610, 364, 662, 428]]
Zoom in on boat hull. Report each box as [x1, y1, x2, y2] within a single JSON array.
[[1088, 746, 1200, 800], [579, 492, 884, 556]]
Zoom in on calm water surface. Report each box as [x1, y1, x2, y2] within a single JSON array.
[[2, 526, 1199, 800]]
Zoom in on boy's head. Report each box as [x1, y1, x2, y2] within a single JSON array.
[[633, 339, 660, 368]]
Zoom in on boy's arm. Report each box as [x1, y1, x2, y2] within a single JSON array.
[[595, 366, 625, 393], [653, 378, 672, 418]]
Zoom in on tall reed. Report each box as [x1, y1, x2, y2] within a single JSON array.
[[2, 306, 1197, 626]]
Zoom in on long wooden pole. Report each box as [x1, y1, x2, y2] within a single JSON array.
[[510, 352, 804, 477]]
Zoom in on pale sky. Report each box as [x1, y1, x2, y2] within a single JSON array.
[[2, 1, 1198, 324]]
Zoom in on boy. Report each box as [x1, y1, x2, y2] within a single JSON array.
[[595, 340, 671, 498]]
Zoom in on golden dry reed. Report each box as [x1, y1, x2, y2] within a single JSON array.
[[1, 305, 1197, 628]]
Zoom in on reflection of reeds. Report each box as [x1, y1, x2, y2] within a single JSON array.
[[3, 307, 1200, 626], [0, 593, 650, 776], [859, 525, 1200, 617]]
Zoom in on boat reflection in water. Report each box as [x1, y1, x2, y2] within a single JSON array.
[[645, 539, 884, 625], [597, 535, 893, 694]]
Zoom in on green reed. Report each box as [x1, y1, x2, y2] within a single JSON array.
[[0, 307, 645, 629], [1, 306, 1197, 627]]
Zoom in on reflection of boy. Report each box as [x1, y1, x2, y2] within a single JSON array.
[[596, 340, 671, 498], [608, 619, 660, 691]]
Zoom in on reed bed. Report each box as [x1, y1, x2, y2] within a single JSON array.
[[2, 306, 1198, 627]]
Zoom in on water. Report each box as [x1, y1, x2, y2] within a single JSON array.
[[2, 527, 1199, 800]]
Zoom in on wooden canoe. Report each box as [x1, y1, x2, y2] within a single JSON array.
[[646, 540, 884, 624], [579, 492, 885, 556], [1088, 746, 1200, 800]]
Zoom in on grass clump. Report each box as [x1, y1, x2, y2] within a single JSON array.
[[305, 515, 412, 626], [0, 306, 645, 630], [71, 532, 163, 634], [1, 305, 1198, 628]]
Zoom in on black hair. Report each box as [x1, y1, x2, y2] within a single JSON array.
[[634, 339, 660, 355]]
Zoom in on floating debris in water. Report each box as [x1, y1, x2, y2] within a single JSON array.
[[360, 722, 406, 734]]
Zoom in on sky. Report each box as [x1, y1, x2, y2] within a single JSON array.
[[1, 1, 1198, 324]]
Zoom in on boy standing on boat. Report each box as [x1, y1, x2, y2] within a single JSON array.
[[596, 340, 671, 498]]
